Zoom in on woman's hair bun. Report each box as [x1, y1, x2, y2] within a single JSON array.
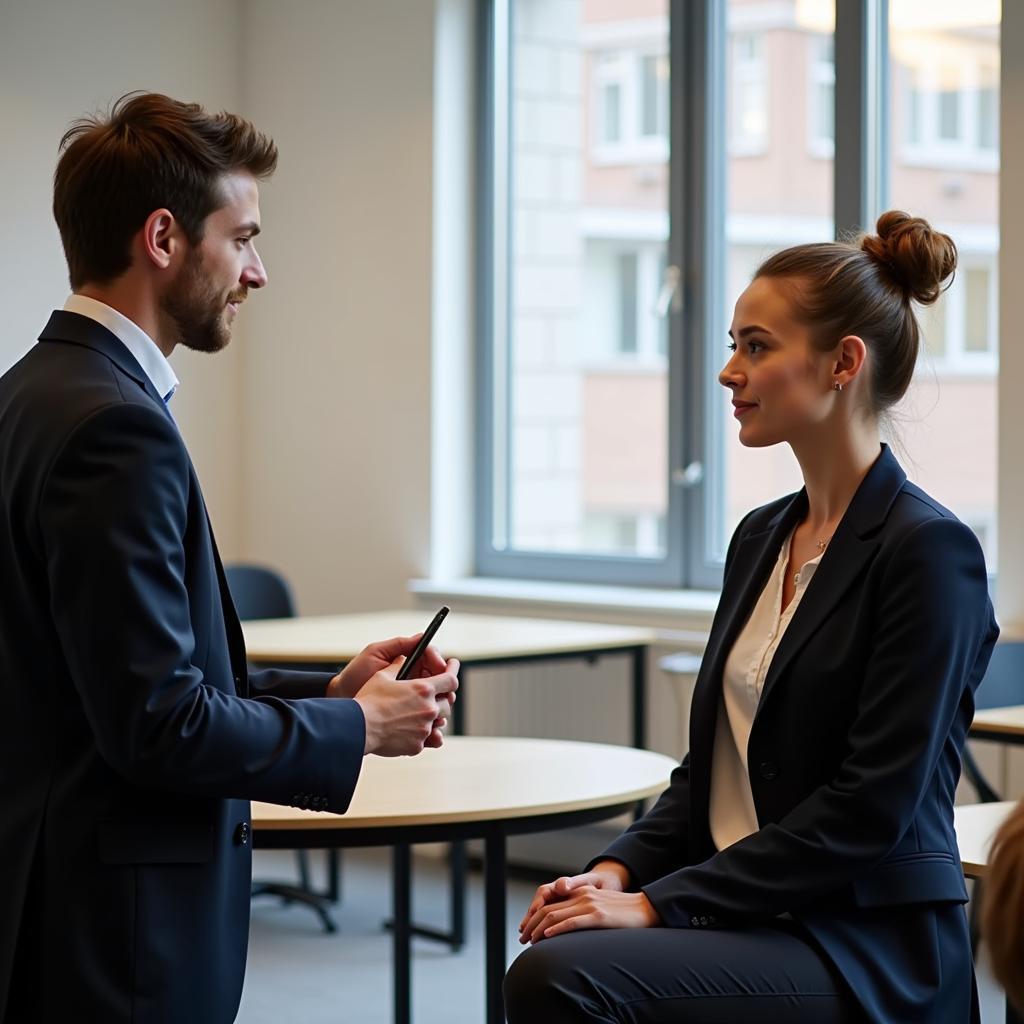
[[860, 210, 957, 305]]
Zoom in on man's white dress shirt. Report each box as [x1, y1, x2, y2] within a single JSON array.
[[63, 294, 179, 403]]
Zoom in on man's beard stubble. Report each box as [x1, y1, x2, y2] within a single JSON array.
[[161, 248, 241, 355]]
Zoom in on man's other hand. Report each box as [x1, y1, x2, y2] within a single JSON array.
[[353, 656, 460, 756]]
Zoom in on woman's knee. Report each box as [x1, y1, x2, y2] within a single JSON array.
[[504, 939, 600, 1023]]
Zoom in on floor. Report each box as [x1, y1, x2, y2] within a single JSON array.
[[237, 848, 1010, 1024], [238, 847, 537, 1024]]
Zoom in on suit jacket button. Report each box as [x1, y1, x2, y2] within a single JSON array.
[[234, 822, 250, 846], [759, 760, 779, 780], [233, 674, 242, 688], [690, 916, 699, 927], [699, 915, 708, 926], [292, 793, 302, 805]]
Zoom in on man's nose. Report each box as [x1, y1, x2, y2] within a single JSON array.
[[242, 247, 268, 289]]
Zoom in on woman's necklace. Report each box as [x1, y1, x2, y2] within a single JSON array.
[[794, 534, 833, 586]]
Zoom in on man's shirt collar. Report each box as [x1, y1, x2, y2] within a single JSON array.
[[63, 294, 180, 403]]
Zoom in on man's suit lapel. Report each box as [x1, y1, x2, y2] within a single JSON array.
[[38, 310, 168, 408], [754, 446, 906, 716], [40, 310, 251, 695]]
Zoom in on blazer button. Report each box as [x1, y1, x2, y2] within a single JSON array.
[[759, 760, 779, 781], [233, 822, 250, 846], [690, 916, 699, 927]]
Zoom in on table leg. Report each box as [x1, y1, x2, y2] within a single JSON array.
[[449, 666, 467, 948], [631, 645, 646, 750], [392, 844, 412, 1024], [484, 828, 508, 1024], [631, 646, 647, 819]]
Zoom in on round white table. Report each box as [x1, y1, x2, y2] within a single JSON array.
[[253, 736, 677, 1024]]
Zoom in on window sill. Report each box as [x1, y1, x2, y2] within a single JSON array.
[[408, 576, 718, 639]]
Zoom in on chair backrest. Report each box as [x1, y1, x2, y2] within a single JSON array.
[[975, 641, 1024, 711], [224, 563, 297, 621]]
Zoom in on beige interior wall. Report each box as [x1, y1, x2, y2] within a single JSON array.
[[0, 0, 247, 555], [239, 0, 438, 614]]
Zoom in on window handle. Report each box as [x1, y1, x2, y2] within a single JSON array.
[[655, 264, 682, 317], [672, 461, 703, 487]]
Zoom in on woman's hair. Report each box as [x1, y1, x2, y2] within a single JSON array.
[[981, 800, 1024, 1010], [754, 211, 957, 414]]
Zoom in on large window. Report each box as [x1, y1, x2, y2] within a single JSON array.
[[478, 0, 1000, 587]]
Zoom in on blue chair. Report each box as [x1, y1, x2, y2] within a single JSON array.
[[225, 563, 342, 933], [964, 641, 1024, 804]]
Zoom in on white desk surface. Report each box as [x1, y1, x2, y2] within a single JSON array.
[[252, 736, 676, 831], [971, 705, 1024, 738], [955, 800, 1016, 878], [242, 610, 656, 664]]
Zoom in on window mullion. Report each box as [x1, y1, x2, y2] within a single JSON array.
[[834, 0, 888, 236]]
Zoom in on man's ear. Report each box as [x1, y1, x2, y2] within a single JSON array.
[[139, 209, 180, 270]]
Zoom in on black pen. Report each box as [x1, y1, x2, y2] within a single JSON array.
[[395, 606, 450, 680]]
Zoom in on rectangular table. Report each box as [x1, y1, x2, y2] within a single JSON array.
[[243, 610, 656, 748], [971, 706, 1024, 745]]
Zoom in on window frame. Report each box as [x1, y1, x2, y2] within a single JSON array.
[[475, 0, 890, 591]]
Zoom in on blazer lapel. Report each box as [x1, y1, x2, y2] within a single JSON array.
[[689, 492, 806, 761], [754, 445, 906, 716], [38, 310, 167, 408]]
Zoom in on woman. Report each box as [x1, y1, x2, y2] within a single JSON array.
[[504, 212, 999, 1023]]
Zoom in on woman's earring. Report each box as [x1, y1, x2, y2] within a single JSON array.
[[833, 380, 844, 392]]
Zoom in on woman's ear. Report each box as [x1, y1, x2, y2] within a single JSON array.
[[833, 334, 868, 390]]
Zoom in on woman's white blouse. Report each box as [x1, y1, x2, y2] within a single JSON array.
[[709, 528, 825, 851]]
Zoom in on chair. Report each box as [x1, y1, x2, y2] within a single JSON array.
[[963, 641, 1024, 804], [225, 562, 342, 933], [959, 640, 1024, 958]]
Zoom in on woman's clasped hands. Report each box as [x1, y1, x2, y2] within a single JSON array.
[[517, 859, 661, 945]]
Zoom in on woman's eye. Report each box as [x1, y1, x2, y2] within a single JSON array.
[[747, 340, 764, 354]]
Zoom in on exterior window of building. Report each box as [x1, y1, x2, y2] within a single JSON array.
[[808, 34, 835, 155], [595, 53, 625, 144], [898, 31, 1000, 170], [640, 53, 670, 138], [730, 32, 768, 153], [616, 251, 639, 354]]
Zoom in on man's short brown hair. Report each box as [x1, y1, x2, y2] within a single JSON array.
[[53, 91, 278, 290]]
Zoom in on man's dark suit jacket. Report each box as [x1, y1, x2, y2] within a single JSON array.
[[0, 311, 368, 1023], [595, 445, 998, 1023]]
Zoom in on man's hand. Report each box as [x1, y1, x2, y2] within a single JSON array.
[[353, 655, 460, 756], [326, 634, 450, 699], [517, 859, 631, 941]]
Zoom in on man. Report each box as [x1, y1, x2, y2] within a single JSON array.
[[0, 92, 458, 1023]]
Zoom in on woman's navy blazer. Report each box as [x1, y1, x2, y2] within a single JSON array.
[[597, 445, 998, 1023]]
